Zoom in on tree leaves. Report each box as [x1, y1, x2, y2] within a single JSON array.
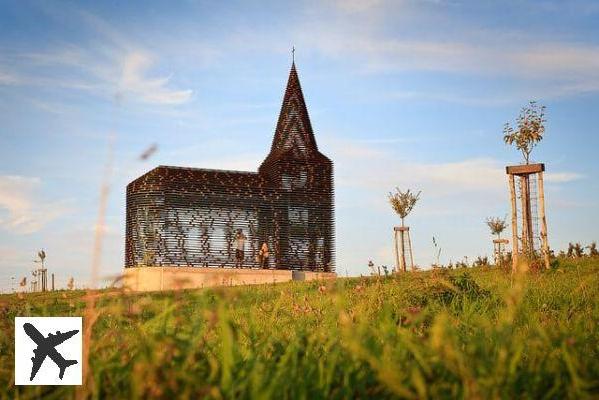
[[388, 188, 421, 222], [503, 101, 546, 164]]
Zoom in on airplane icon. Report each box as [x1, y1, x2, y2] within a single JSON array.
[[23, 322, 79, 381]]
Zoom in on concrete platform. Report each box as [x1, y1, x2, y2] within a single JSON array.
[[122, 266, 336, 292]]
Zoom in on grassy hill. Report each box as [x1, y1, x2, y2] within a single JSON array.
[[1, 259, 598, 399]]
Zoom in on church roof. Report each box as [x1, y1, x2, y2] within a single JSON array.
[[270, 62, 318, 154], [126, 165, 264, 193], [260, 62, 330, 171]]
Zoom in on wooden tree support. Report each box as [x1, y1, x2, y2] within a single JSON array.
[[393, 226, 414, 272], [493, 238, 509, 267], [506, 163, 550, 271]]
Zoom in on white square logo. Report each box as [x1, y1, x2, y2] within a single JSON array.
[[14, 317, 83, 385]]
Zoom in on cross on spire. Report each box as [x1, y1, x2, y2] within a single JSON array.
[[292, 46, 295, 64]]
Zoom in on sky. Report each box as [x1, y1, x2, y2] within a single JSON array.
[[1, 0, 598, 291]]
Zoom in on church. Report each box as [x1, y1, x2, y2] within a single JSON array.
[[124, 62, 335, 275]]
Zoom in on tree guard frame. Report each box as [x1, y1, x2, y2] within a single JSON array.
[[492, 238, 509, 268], [506, 163, 550, 271], [393, 226, 414, 272]]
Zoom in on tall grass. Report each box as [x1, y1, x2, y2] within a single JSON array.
[[1, 259, 598, 399]]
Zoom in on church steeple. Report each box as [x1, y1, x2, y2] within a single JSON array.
[[269, 62, 318, 154]]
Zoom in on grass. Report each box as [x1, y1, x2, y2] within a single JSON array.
[[1, 258, 598, 399]]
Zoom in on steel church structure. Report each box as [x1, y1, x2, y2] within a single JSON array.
[[125, 63, 334, 272]]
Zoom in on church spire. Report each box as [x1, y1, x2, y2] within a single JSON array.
[[269, 61, 318, 154]]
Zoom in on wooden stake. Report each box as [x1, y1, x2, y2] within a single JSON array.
[[525, 176, 534, 253], [393, 229, 400, 272], [407, 229, 414, 271], [520, 175, 530, 256], [493, 240, 499, 266], [400, 230, 406, 272], [509, 174, 519, 272], [537, 171, 550, 269]]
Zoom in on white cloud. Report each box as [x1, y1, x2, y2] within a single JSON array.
[[20, 45, 194, 105], [12, 12, 193, 106], [390, 90, 519, 107], [0, 69, 19, 85], [0, 176, 68, 234], [325, 136, 581, 202], [544, 172, 583, 183], [333, 0, 385, 13], [320, 136, 385, 159], [9, 1, 599, 106], [119, 52, 192, 105], [296, 2, 599, 98], [311, 34, 599, 93]]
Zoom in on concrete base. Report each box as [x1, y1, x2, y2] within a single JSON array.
[[122, 266, 336, 292]]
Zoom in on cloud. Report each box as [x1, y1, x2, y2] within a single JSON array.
[[0, 69, 19, 85], [119, 52, 192, 105], [11, 11, 193, 106], [0, 176, 68, 234], [320, 136, 385, 159], [296, 2, 599, 99], [390, 90, 520, 107], [333, 0, 384, 13], [544, 172, 584, 183], [314, 35, 599, 94], [324, 136, 581, 205], [20, 46, 194, 105]]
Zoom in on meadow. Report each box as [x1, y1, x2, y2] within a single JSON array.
[[1, 258, 598, 399]]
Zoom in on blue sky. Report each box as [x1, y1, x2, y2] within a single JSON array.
[[1, 0, 598, 290]]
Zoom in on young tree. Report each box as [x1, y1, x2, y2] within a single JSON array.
[[573, 243, 584, 258], [34, 249, 48, 291], [381, 265, 389, 276], [503, 101, 546, 164], [37, 249, 46, 265], [432, 236, 442, 267], [486, 217, 507, 239], [367, 260, 376, 276], [474, 256, 489, 267], [486, 217, 507, 268], [567, 242, 575, 258], [587, 241, 599, 257], [388, 188, 421, 226], [388, 188, 420, 272]]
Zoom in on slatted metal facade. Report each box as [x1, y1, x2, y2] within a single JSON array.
[[125, 63, 334, 272]]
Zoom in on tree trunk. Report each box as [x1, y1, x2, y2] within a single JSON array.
[[537, 171, 550, 269], [400, 230, 406, 272], [509, 174, 519, 272]]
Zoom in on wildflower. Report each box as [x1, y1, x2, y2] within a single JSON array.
[[407, 306, 422, 315]]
